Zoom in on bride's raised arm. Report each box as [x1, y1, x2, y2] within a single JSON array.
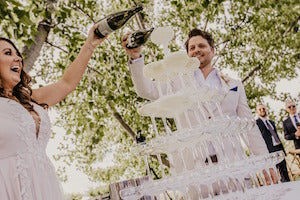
[[32, 25, 108, 106]]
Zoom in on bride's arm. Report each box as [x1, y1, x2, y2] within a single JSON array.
[[32, 25, 108, 106]]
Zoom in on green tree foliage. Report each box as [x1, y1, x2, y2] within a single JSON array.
[[1, 0, 299, 196]]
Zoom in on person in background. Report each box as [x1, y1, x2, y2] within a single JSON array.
[[256, 104, 290, 183], [283, 100, 300, 150], [0, 25, 107, 199]]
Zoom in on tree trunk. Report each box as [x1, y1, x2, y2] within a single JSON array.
[[22, 20, 51, 72], [22, 0, 57, 72]]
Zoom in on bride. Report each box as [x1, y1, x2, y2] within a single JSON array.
[[0, 25, 107, 199]]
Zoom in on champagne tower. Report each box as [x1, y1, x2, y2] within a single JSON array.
[[120, 27, 284, 200]]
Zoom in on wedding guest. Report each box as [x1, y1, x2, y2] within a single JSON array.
[[0, 25, 107, 199], [256, 104, 290, 183], [283, 100, 300, 149]]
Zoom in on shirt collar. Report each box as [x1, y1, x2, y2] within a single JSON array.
[[290, 113, 299, 119], [194, 68, 220, 79], [259, 116, 269, 122]]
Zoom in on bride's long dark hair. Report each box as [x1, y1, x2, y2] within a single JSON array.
[[0, 38, 48, 116], [0, 37, 36, 110]]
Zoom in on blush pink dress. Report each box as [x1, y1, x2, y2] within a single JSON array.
[[0, 97, 65, 200]]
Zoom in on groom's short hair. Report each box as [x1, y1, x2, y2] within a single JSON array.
[[185, 28, 215, 52]]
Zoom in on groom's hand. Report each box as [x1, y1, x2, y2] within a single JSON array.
[[121, 32, 142, 60]]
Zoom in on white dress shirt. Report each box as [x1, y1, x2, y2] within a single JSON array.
[[290, 113, 300, 139], [259, 116, 281, 146], [193, 68, 221, 117], [194, 68, 222, 156], [290, 113, 300, 129], [193, 68, 222, 89]]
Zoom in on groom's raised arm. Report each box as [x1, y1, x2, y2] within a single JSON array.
[[122, 32, 163, 100]]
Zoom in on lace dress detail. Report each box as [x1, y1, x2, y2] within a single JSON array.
[[0, 97, 65, 200]]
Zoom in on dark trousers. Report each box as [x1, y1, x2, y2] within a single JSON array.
[[276, 159, 290, 182]]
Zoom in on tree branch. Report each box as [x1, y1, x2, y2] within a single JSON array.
[[71, 2, 95, 23], [45, 40, 68, 53], [108, 102, 137, 139], [22, 0, 57, 72], [215, 39, 230, 47], [283, 15, 300, 36], [22, 20, 51, 72], [135, 13, 146, 29], [242, 64, 261, 83], [203, 14, 209, 31]]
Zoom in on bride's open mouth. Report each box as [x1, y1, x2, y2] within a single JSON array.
[[10, 65, 20, 73]]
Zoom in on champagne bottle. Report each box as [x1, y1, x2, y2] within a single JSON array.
[[126, 27, 154, 49], [94, 5, 143, 38]]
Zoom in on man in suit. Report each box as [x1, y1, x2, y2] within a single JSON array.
[[256, 104, 290, 182], [283, 100, 300, 149]]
